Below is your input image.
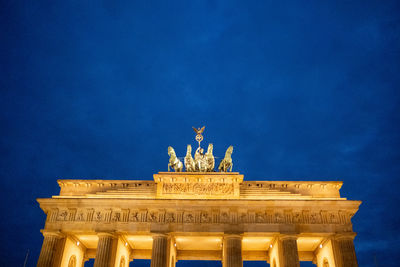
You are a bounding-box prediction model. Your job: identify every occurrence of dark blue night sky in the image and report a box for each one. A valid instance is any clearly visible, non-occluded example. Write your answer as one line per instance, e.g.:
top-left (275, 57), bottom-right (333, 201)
top-left (1, 1), bottom-right (399, 266)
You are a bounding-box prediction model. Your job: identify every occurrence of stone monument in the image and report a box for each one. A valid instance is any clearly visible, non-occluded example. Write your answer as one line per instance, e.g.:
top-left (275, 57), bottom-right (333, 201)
top-left (36, 128), bottom-right (361, 267)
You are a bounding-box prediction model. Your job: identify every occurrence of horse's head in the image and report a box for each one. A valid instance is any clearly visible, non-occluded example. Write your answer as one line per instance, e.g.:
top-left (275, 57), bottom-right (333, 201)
top-left (186, 144), bottom-right (192, 154)
top-left (168, 146), bottom-right (174, 156)
top-left (207, 143), bottom-right (213, 154)
top-left (225, 146), bottom-right (233, 157)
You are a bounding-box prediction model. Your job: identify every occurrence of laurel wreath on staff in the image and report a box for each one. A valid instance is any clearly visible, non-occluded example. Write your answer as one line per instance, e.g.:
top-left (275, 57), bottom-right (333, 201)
top-left (192, 126), bottom-right (205, 148)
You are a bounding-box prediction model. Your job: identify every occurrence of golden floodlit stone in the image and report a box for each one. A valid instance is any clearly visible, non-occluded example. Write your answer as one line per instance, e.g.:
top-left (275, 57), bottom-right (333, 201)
top-left (37, 172), bottom-right (361, 267)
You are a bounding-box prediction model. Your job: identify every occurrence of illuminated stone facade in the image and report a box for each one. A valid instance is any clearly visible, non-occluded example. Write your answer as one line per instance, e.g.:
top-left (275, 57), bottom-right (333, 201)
top-left (37, 172), bottom-right (361, 267)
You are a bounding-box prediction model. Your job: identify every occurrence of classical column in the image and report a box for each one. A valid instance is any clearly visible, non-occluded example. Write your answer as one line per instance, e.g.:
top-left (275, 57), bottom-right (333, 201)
top-left (269, 235), bottom-right (300, 267)
top-left (94, 232), bottom-right (118, 267)
top-left (332, 235), bottom-right (358, 267)
top-left (223, 234), bottom-right (243, 267)
top-left (280, 236), bottom-right (300, 267)
top-left (151, 234), bottom-right (170, 267)
top-left (37, 231), bottom-right (65, 267)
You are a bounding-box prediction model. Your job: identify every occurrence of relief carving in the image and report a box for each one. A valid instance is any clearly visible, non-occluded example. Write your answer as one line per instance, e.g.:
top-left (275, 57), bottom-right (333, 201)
top-left (220, 212), bottom-right (230, 223)
top-left (275, 212), bottom-right (284, 223)
top-left (129, 211), bottom-right (140, 222)
top-left (58, 211), bottom-right (68, 221)
top-left (49, 206), bottom-right (346, 226)
top-left (255, 212), bottom-right (265, 223)
top-left (310, 213), bottom-right (321, 224)
top-left (147, 211), bottom-right (158, 222)
top-left (95, 211), bottom-right (103, 222)
top-left (165, 212), bottom-right (175, 223)
top-left (239, 213), bottom-right (248, 223)
top-left (76, 212), bottom-right (85, 221)
top-left (112, 212), bottom-right (121, 222)
top-left (329, 213), bottom-right (338, 224)
top-left (201, 212), bottom-right (211, 223)
top-left (162, 182), bottom-right (233, 195)
top-left (184, 212), bottom-right (194, 223)
top-left (292, 212), bottom-right (302, 224)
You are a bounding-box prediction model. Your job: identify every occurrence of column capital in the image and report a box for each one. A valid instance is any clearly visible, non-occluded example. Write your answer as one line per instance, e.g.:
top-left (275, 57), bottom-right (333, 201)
top-left (40, 230), bottom-right (64, 238)
top-left (279, 234), bottom-right (298, 241)
top-left (97, 232), bottom-right (117, 238)
top-left (224, 233), bottom-right (243, 240)
top-left (151, 232), bottom-right (169, 239)
top-left (333, 233), bottom-right (357, 241)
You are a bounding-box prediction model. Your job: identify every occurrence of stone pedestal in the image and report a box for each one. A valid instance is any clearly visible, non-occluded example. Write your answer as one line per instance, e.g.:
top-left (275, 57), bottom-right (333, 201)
top-left (94, 233), bottom-right (117, 267)
top-left (37, 231), bottom-right (65, 267)
top-left (223, 235), bottom-right (243, 267)
top-left (151, 234), bottom-right (170, 267)
top-left (333, 236), bottom-right (358, 267)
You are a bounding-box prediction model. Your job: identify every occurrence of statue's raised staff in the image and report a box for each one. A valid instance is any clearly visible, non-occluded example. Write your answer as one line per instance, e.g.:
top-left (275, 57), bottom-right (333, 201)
top-left (168, 146), bottom-right (183, 172)
top-left (218, 146), bottom-right (233, 172)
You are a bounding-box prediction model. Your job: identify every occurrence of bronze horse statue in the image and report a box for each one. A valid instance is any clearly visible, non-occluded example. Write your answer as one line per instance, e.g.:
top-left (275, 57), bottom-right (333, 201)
top-left (218, 146), bottom-right (233, 172)
top-left (184, 144), bottom-right (196, 172)
top-left (168, 146), bottom-right (183, 172)
top-left (205, 143), bottom-right (215, 172)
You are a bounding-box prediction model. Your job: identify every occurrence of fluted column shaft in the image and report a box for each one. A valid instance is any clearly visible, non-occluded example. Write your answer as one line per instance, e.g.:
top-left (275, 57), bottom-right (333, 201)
top-left (223, 235), bottom-right (243, 267)
top-left (333, 236), bottom-right (358, 267)
top-left (151, 234), bottom-right (169, 267)
top-left (279, 236), bottom-right (300, 267)
top-left (37, 232), bottom-right (64, 267)
top-left (94, 233), bottom-right (117, 267)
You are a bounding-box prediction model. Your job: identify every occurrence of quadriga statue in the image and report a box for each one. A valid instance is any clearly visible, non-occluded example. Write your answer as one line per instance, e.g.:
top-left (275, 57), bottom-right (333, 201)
top-left (194, 147), bottom-right (207, 172)
top-left (184, 144), bottom-right (196, 172)
top-left (167, 146), bottom-right (183, 172)
top-left (218, 146), bottom-right (233, 172)
top-left (205, 143), bottom-right (215, 172)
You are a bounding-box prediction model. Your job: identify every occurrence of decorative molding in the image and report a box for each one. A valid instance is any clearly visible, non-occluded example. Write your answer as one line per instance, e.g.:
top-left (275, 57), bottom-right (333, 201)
top-left (50, 208), bottom-right (353, 226)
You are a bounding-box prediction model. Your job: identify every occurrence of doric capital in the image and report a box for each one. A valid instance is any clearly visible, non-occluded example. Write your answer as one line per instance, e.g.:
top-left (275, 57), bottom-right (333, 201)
top-left (224, 233), bottom-right (243, 240)
top-left (40, 230), bottom-right (64, 238)
top-left (333, 233), bottom-right (356, 241)
top-left (279, 234), bottom-right (298, 241)
top-left (97, 232), bottom-right (116, 238)
top-left (151, 232), bottom-right (169, 239)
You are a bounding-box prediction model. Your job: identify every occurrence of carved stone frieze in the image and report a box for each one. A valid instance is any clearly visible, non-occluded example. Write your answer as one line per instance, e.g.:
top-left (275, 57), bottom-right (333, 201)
top-left (162, 182), bottom-right (234, 195)
top-left (129, 211), bottom-right (140, 222)
top-left (183, 212), bottom-right (194, 223)
top-left (165, 212), bottom-right (175, 223)
top-left (50, 207), bottom-right (352, 227)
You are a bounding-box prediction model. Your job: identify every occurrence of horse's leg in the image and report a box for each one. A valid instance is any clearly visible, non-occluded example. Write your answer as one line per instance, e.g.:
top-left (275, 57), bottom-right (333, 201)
top-left (230, 163), bottom-right (233, 172)
top-left (168, 163), bottom-right (171, 172)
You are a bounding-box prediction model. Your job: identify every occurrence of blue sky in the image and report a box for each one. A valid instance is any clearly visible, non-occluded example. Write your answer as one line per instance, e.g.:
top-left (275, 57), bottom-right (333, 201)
top-left (1, 1), bottom-right (399, 266)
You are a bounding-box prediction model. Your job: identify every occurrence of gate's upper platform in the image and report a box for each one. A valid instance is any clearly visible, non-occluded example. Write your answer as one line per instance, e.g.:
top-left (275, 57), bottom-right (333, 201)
top-left (55, 172), bottom-right (344, 200)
